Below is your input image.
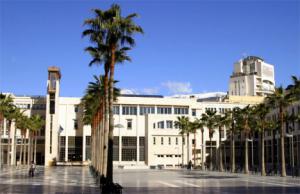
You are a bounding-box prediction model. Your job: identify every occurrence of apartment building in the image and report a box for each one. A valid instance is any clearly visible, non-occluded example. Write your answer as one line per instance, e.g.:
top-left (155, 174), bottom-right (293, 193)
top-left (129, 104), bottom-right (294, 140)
top-left (229, 56), bottom-right (275, 96)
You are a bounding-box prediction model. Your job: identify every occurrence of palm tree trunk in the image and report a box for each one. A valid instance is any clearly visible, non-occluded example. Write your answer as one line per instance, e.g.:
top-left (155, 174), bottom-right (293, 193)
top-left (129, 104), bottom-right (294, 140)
top-left (107, 45), bottom-right (116, 183)
top-left (34, 133), bottom-right (37, 164)
top-left (102, 66), bottom-right (109, 179)
top-left (13, 122), bottom-right (17, 166)
top-left (219, 127), bottom-right (224, 172)
top-left (187, 133), bottom-right (190, 165)
top-left (210, 136), bottom-right (213, 171)
top-left (193, 130), bottom-right (196, 167)
top-left (261, 129), bottom-right (266, 176)
top-left (201, 129), bottom-right (204, 170)
top-left (280, 108), bottom-right (286, 177)
top-left (231, 129), bottom-right (235, 173)
top-left (272, 129), bottom-right (276, 173)
top-left (20, 135), bottom-right (23, 165)
top-left (244, 132), bottom-right (249, 174)
top-left (0, 117), bottom-right (3, 168)
top-left (182, 134), bottom-right (184, 167)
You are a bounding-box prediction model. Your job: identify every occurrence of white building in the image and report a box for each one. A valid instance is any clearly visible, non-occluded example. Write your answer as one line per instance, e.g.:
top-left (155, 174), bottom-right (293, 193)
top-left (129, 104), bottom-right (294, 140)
top-left (229, 56), bottom-right (275, 97)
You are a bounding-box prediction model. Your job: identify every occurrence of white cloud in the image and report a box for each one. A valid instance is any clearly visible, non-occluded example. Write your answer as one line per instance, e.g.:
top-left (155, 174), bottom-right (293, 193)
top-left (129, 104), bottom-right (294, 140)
top-left (162, 81), bottom-right (192, 94)
top-left (120, 88), bottom-right (139, 95)
top-left (142, 88), bottom-right (159, 95)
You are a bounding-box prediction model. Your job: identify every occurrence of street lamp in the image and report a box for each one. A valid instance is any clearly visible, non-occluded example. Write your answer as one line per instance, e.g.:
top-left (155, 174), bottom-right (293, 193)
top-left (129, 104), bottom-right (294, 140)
top-left (114, 123), bottom-right (124, 165)
top-left (285, 133), bottom-right (294, 177)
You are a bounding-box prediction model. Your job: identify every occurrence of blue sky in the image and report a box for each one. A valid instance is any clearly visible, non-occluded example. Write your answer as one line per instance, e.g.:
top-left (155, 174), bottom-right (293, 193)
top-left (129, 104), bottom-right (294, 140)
top-left (0, 0), bottom-right (299, 97)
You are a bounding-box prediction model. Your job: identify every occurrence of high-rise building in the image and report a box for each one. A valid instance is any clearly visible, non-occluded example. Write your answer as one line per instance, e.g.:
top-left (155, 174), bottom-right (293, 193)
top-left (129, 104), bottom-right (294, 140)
top-left (229, 56), bottom-right (275, 96)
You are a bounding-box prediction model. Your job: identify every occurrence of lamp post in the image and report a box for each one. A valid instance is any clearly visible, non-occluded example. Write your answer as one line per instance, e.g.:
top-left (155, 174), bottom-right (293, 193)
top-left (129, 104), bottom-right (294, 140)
top-left (114, 124), bottom-right (124, 165)
top-left (286, 133), bottom-right (294, 177)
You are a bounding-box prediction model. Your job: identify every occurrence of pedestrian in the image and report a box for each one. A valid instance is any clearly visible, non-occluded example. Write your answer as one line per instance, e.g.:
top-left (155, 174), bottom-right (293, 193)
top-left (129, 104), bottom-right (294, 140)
top-left (188, 160), bottom-right (192, 170)
top-left (29, 161), bottom-right (36, 177)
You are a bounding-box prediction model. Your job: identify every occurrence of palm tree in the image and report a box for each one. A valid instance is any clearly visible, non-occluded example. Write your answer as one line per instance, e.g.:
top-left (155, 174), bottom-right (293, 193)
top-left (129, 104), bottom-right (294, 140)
top-left (29, 115), bottom-right (44, 164)
top-left (201, 109), bottom-right (218, 171)
top-left (81, 75), bottom-right (120, 178)
top-left (15, 115), bottom-right (26, 165)
top-left (229, 107), bottom-right (240, 173)
top-left (238, 105), bottom-right (254, 174)
top-left (193, 118), bottom-right (205, 170)
top-left (83, 5), bottom-right (141, 182)
top-left (266, 86), bottom-right (294, 177)
top-left (0, 94), bottom-right (14, 167)
top-left (191, 119), bottom-right (204, 168)
top-left (252, 103), bottom-right (273, 176)
top-left (175, 116), bottom-right (190, 167)
top-left (215, 112), bottom-right (231, 172)
top-left (286, 76), bottom-right (300, 101)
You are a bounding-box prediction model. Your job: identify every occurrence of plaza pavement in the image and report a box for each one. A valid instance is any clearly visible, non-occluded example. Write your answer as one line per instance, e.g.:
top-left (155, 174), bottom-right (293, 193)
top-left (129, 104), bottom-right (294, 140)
top-left (0, 166), bottom-right (299, 194)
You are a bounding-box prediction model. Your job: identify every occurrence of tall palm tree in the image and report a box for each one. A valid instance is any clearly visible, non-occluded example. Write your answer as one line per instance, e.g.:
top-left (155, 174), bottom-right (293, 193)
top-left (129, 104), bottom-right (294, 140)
top-left (215, 112), bottom-right (231, 172)
top-left (266, 86), bottom-right (294, 177)
top-left (0, 94), bottom-right (14, 167)
top-left (238, 105), bottom-right (254, 174)
top-left (228, 107), bottom-right (241, 173)
top-left (193, 118), bottom-right (205, 170)
top-left (201, 109), bottom-right (218, 171)
top-left (83, 5), bottom-right (141, 182)
top-left (175, 116), bottom-right (191, 166)
top-left (252, 103), bottom-right (272, 176)
top-left (29, 115), bottom-right (44, 164)
top-left (191, 119), bottom-right (204, 168)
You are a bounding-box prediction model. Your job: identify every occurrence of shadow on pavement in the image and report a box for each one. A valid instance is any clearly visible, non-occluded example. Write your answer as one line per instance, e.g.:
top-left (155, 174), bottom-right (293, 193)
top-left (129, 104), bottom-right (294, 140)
top-left (123, 186), bottom-right (300, 194)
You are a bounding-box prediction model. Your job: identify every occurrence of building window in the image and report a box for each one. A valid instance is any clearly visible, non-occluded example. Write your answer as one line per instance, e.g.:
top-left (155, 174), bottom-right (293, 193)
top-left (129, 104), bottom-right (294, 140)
top-left (122, 137), bottom-right (137, 161)
top-left (158, 121), bottom-right (164, 129)
top-left (153, 123), bottom-right (156, 129)
top-left (122, 106), bottom-right (137, 115)
top-left (140, 106), bottom-right (155, 115)
top-left (74, 105), bottom-right (79, 113)
top-left (192, 139), bottom-right (195, 145)
top-left (127, 119), bottom-right (132, 130)
top-left (153, 137), bottom-right (156, 145)
top-left (192, 109), bottom-right (196, 116)
top-left (113, 106), bottom-right (120, 115)
top-left (139, 137), bottom-right (145, 161)
top-left (166, 120), bottom-right (173, 129)
top-left (183, 137), bottom-right (185, 145)
top-left (168, 137), bottom-right (171, 145)
top-left (174, 107), bottom-right (189, 115)
top-left (74, 119), bottom-right (78, 130)
top-left (113, 136), bottom-right (119, 161)
top-left (161, 137), bottom-right (164, 145)
top-left (176, 137), bottom-right (178, 145)
top-left (157, 107), bottom-right (172, 114)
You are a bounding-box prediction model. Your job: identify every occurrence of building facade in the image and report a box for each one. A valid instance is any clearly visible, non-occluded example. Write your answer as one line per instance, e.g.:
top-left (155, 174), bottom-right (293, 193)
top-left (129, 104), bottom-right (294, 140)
top-left (229, 56), bottom-right (275, 96)
top-left (1, 65), bottom-right (299, 172)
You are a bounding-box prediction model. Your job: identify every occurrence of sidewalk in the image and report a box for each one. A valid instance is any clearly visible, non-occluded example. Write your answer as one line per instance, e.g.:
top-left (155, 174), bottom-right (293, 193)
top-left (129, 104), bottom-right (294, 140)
top-left (0, 165), bottom-right (29, 176)
top-left (192, 169), bottom-right (300, 184)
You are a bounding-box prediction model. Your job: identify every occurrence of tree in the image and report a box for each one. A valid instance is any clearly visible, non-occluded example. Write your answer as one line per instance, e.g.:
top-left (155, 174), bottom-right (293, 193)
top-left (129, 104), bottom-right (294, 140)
top-left (175, 116), bottom-right (191, 166)
top-left (229, 107), bottom-right (241, 173)
top-left (215, 112), bottom-right (231, 172)
top-left (0, 94), bottom-right (14, 167)
top-left (193, 118), bottom-right (205, 170)
top-left (266, 86), bottom-right (294, 177)
top-left (238, 105), bottom-right (254, 174)
top-left (29, 115), bottom-right (44, 164)
top-left (83, 5), bottom-right (142, 183)
top-left (201, 109), bottom-right (218, 170)
top-left (191, 119), bottom-right (204, 168)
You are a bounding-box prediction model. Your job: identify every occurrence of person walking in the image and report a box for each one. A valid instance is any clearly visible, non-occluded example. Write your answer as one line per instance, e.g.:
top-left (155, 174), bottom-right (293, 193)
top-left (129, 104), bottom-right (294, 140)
top-left (29, 161), bottom-right (36, 177)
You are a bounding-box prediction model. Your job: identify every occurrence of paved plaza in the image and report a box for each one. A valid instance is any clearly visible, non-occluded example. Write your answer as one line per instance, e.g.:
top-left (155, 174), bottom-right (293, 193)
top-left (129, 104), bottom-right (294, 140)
top-left (0, 167), bottom-right (300, 194)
